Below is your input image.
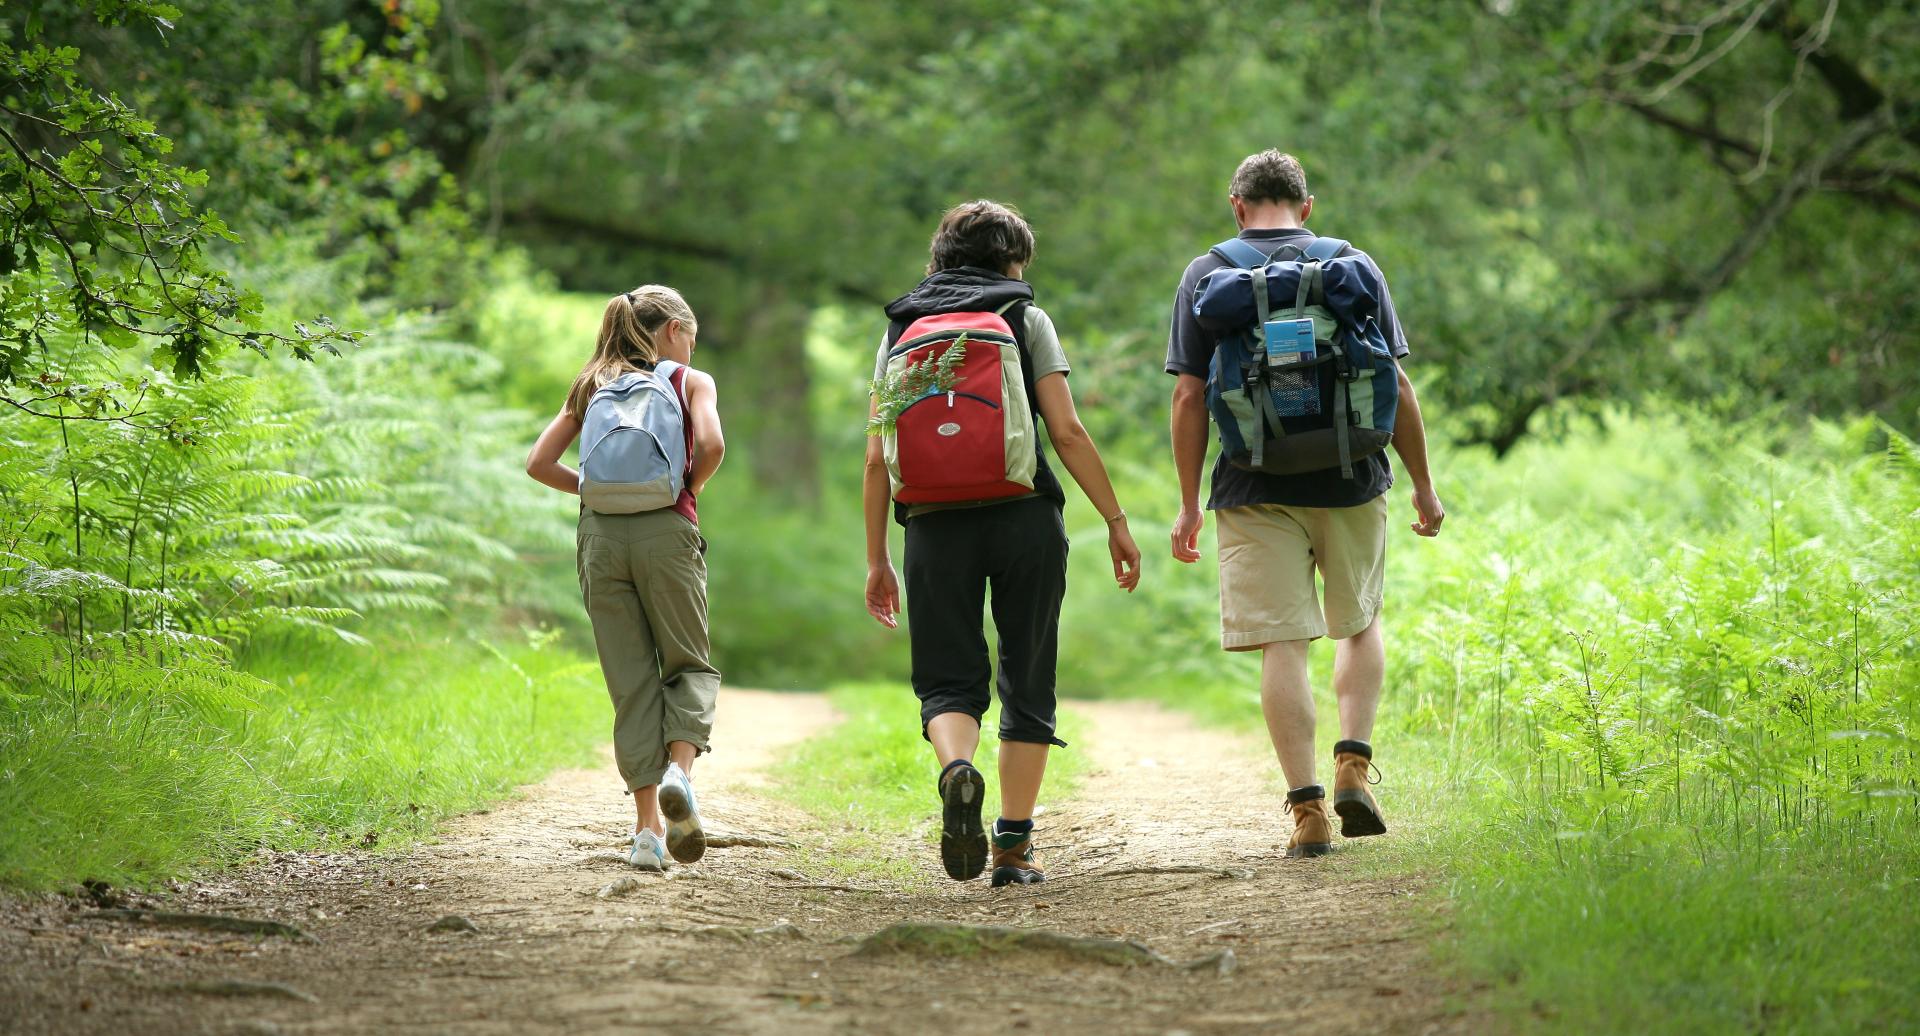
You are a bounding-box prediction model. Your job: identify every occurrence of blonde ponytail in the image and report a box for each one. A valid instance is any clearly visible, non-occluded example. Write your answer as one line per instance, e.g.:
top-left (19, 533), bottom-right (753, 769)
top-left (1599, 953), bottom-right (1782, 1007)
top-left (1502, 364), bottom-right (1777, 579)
top-left (565, 285), bottom-right (698, 420)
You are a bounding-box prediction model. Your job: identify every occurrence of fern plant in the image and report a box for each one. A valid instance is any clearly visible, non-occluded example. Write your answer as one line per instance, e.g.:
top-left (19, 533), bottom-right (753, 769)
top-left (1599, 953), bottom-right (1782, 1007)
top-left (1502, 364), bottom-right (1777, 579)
top-left (866, 336), bottom-right (968, 436)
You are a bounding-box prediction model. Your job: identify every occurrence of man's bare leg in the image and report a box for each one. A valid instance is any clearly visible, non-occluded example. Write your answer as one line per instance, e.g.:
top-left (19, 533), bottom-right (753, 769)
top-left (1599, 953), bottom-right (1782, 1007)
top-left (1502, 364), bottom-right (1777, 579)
top-left (1333, 616), bottom-right (1385, 742)
top-left (1260, 639), bottom-right (1318, 789)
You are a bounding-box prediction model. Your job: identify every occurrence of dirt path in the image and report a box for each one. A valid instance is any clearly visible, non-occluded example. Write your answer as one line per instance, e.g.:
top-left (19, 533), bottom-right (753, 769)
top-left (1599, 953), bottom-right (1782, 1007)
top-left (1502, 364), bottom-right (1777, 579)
top-left (1, 690), bottom-right (1476, 1035)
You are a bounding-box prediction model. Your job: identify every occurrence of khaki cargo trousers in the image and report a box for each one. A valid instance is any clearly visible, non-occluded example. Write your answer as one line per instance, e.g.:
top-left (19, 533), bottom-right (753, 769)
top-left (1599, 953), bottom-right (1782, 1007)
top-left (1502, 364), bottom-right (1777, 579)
top-left (577, 508), bottom-right (719, 791)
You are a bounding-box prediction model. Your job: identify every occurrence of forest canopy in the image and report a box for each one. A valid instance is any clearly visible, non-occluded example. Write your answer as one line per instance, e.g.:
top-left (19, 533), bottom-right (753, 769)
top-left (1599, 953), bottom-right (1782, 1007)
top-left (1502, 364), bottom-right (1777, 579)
top-left (5, 0), bottom-right (1915, 493)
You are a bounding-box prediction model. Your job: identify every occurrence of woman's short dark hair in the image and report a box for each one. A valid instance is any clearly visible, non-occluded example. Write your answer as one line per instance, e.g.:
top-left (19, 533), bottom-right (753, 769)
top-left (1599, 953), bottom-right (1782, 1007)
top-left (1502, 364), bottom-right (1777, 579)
top-left (927, 200), bottom-right (1036, 274)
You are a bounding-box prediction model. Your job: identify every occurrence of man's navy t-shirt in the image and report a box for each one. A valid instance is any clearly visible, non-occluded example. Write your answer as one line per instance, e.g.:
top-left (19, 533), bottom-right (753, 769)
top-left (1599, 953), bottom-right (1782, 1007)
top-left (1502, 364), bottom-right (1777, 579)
top-left (1164, 227), bottom-right (1411, 510)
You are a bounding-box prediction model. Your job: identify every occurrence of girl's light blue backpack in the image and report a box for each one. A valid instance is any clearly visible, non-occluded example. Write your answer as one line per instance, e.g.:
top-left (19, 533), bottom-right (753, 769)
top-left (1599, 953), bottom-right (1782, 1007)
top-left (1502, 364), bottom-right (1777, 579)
top-left (578, 360), bottom-right (688, 514)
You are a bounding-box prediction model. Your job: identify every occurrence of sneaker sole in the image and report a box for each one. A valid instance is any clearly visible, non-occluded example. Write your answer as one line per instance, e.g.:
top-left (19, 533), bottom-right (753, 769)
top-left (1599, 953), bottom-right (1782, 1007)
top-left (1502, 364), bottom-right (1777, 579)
top-left (990, 866), bottom-right (1044, 888)
top-left (1285, 842), bottom-right (1333, 859)
top-left (658, 784), bottom-right (706, 864)
top-left (939, 765), bottom-right (987, 881)
top-left (1333, 789), bottom-right (1388, 838)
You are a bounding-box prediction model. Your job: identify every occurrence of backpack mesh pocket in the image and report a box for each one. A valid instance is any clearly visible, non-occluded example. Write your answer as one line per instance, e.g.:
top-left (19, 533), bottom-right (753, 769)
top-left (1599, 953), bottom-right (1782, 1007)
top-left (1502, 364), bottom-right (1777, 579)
top-left (1268, 363), bottom-right (1320, 417)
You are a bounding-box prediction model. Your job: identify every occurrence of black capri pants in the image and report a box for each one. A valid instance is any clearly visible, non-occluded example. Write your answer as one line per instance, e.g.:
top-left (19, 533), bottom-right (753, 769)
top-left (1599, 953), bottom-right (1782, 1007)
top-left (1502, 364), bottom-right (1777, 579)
top-left (902, 495), bottom-right (1069, 747)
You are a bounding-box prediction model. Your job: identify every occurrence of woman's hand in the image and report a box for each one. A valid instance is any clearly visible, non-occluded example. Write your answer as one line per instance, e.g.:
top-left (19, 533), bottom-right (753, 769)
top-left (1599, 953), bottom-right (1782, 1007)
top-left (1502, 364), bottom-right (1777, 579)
top-left (865, 563), bottom-right (901, 628)
top-left (1109, 519), bottom-right (1142, 593)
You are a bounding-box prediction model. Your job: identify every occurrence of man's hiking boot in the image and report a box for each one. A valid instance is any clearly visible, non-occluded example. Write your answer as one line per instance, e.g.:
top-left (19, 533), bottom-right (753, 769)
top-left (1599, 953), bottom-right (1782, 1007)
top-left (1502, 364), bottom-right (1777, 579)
top-left (658, 762), bottom-right (706, 864)
top-left (990, 828), bottom-right (1045, 887)
top-left (1285, 786), bottom-right (1334, 859)
top-left (1332, 740), bottom-right (1387, 838)
top-left (938, 760), bottom-right (987, 881)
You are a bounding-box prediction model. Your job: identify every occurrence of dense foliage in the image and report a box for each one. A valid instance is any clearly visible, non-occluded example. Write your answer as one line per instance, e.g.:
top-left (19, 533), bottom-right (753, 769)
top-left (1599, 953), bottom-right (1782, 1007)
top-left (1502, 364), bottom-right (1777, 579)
top-left (0, 1), bottom-right (589, 886)
top-left (432, 0), bottom-right (1920, 467)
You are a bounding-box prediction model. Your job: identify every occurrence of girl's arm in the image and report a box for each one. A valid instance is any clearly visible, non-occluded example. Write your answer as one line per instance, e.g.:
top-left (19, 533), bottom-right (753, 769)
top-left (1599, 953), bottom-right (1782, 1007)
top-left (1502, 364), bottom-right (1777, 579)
top-left (1031, 373), bottom-right (1142, 592)
top-left (862, 399), bottom-right (901, 628)
top-left (526, 408), bottom-right (583, 494)
top-left (684, 369), bottom-right (726, 495)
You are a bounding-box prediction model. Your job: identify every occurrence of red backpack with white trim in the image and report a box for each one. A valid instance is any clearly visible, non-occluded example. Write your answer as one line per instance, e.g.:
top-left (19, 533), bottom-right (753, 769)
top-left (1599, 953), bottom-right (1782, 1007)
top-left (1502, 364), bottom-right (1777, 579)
top-left (876, 302), bottom-right (1039, 505)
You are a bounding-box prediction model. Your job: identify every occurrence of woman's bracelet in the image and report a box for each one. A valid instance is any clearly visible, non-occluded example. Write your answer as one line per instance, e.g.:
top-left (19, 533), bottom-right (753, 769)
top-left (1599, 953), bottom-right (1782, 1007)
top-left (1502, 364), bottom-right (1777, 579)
top-left (1104, 509), bottom-right (1127, 524)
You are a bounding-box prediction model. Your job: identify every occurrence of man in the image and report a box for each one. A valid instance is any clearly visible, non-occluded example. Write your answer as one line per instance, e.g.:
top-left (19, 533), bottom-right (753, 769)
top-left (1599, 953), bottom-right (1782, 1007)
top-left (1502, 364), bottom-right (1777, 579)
top-left (1166, 150), bottom-right (1444, 858)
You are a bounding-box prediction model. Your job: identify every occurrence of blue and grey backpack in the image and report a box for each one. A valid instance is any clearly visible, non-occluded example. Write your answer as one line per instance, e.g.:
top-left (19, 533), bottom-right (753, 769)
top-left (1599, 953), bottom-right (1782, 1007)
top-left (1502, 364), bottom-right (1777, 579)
top-left (1192, 236), bottom-right (1399, 480)
top-left (578, 360), bottom-right (688, 513)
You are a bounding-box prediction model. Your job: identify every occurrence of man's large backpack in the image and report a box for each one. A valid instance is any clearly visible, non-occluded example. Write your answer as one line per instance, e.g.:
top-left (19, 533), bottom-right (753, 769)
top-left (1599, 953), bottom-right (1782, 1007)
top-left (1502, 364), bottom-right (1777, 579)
top-left (878, 302), bottom-right (1039, 504)
top-left (1195, 236), bottom-right (1399, 480)
top-left (578, 360), bottom-right (689, 513)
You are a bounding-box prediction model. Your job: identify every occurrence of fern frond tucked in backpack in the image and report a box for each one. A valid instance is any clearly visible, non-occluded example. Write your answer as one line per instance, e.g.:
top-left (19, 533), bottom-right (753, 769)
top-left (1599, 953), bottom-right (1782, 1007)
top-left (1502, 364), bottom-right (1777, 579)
top-left (867, 335), bottom-right (968, 436)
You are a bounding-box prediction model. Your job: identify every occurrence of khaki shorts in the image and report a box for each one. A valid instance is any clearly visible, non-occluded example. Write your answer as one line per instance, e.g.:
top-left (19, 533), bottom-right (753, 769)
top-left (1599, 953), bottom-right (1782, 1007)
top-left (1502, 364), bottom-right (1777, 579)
top-left (1216, 495), bottom-right (1388, 650)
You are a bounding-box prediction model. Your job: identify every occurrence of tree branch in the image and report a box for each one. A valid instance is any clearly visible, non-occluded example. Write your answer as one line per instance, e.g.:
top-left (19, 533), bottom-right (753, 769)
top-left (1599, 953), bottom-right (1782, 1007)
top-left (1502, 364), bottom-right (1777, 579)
top-left (504, 204), bottom-right (888, 307)
top-left (1501, 105), bottom-right (1898, 452)
top-left (1612, 96), bottom-right (1920, 197)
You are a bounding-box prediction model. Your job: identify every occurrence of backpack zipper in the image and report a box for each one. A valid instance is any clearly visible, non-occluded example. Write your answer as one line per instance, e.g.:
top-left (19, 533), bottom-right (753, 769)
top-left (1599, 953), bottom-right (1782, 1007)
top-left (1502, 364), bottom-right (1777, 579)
top-left (898, 390), bottom-right (999, 416)
top-left (888, 327), bottom-right (1015, 360)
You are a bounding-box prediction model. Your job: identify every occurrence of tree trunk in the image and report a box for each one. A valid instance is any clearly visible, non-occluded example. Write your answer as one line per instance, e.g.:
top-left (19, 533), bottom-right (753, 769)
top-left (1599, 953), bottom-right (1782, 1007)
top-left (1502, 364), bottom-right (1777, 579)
top-left (702, 280), bottom-right (820, 504)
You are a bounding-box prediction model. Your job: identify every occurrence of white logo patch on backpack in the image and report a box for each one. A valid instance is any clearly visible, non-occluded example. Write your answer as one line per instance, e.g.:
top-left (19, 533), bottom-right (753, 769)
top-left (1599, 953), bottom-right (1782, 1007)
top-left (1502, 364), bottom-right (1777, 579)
top-left (578, 359), bottom-right (688, 514)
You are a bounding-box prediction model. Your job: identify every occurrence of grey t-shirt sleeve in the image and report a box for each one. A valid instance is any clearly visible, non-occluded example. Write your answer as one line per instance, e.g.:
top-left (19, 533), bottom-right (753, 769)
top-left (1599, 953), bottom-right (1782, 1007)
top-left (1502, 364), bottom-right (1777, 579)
top-left (873, 330), bottom-right (889, 385)
top-left (1022, 305), bottom-right (1071, 379)
top-left (1164, 257), bottom-right (1212, 378)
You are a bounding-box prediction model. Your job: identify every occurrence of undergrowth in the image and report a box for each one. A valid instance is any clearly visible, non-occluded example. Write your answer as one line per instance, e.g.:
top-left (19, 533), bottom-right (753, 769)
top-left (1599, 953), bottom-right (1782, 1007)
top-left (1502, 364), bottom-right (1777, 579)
top-left (1057, 411), bottom-right (1920, 1034)
top-left (0, 625), bottom-right (603, 890)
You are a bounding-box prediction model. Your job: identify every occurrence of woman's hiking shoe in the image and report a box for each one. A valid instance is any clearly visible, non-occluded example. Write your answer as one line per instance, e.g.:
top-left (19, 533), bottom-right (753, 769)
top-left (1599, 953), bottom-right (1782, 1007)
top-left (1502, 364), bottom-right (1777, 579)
top-left (630, 828), bottom-right (669, 871)
top-left (1285, 786), bottom-right (1334, 859)
top-left (937, 760), bottom-right (988, 881)
top-left (1332, 740), bottom-right (1387, 838)
top-left (658, 762), bottom-right (706, 864)
top-left (989, 829), bottom-right (1045, 887)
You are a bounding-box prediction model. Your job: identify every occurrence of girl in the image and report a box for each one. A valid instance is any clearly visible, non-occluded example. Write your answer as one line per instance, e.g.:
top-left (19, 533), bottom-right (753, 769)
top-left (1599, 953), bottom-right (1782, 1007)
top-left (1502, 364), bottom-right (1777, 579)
top-left (526, 285), bottom-right (725, 871)
top-left (862, 200), bottom-right (1142, 887)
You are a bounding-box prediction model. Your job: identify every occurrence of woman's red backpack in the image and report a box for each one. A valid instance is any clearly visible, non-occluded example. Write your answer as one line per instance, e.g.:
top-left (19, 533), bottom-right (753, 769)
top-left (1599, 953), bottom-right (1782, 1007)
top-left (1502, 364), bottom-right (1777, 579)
top-left (876, 302), bottom-right (1038, 504)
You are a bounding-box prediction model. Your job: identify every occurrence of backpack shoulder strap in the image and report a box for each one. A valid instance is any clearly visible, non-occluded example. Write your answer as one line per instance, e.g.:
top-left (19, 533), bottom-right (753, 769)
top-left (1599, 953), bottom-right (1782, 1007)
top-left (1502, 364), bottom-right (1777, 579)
top-left (1303, 236), bottom-right (1347, 263)
top-left (1000, 299), bottom-right (1044, 411)
top-left (1209, 237), bottom-right (1274, 270)
top-left (650, 359), bottom-right (687, 416)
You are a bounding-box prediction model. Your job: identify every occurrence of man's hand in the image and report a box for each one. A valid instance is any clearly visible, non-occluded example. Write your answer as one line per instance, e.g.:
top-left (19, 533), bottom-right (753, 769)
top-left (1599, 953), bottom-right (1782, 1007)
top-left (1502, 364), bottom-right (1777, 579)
top-left (1171, 506), bottom-right (1205, 563)
top-left (865, 563), bottom-right (901, 628)
top-left (1411, 485), bottom-right (1445, 537)
top-left (1109, 520), bottom-right (1142, 592)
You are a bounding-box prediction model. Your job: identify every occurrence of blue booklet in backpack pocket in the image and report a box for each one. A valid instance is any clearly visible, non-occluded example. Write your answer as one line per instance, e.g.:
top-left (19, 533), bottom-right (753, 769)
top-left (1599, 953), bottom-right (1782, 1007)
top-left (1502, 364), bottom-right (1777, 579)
top-left (1261, 318), bottom-right (1320, 417)
top-left (1263, 318), bottom-right (1316, 364)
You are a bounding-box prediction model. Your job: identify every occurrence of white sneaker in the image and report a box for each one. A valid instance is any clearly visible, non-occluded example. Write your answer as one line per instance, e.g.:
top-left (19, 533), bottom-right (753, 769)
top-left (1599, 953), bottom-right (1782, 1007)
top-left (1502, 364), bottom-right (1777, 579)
top-left (630, 828), bottom-right (669, 871)
top-left (658, 763), bottom-right (706, 864)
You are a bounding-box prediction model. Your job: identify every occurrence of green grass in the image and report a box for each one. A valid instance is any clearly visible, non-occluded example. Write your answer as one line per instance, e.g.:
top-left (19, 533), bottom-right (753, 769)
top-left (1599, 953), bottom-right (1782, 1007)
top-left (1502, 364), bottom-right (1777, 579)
top-left (1445, 836), bottom-right (1920, 1033)
top-left (772, 682), bottom-right (1085, 884)
top-left (1050, 411), bottom-right (1920, 1034)
top-left (0, 625), bottom-right (607, 891)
